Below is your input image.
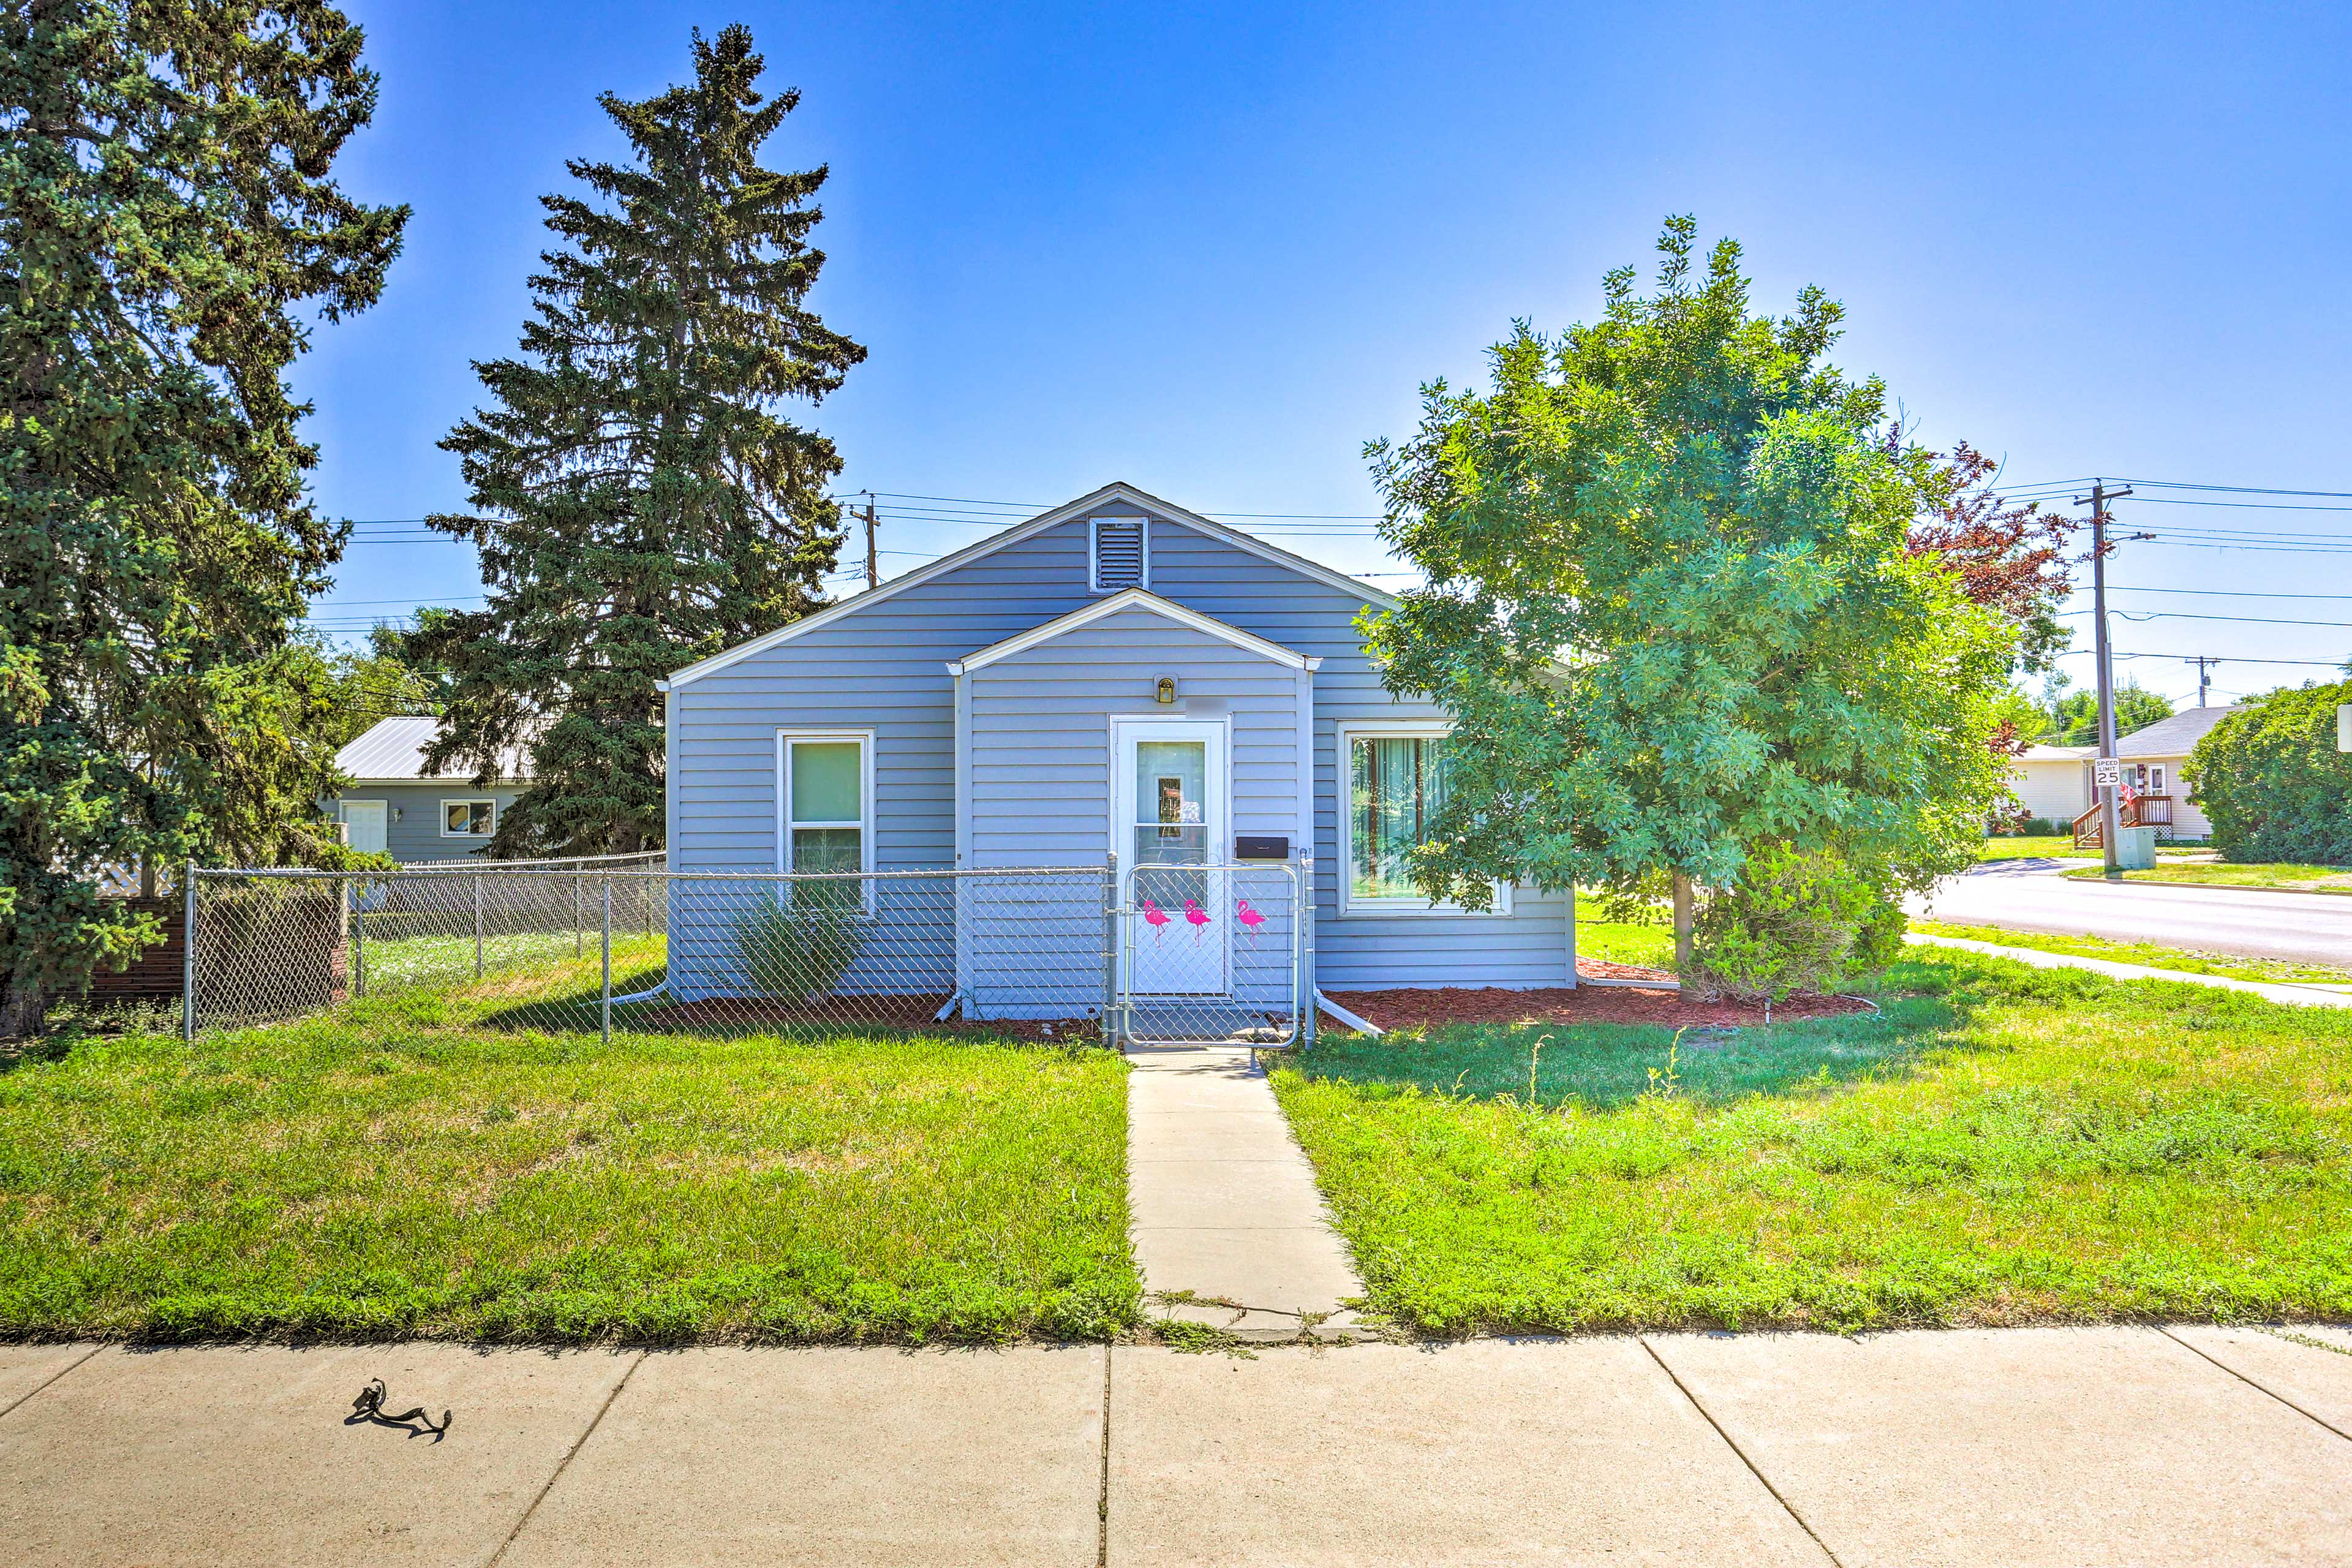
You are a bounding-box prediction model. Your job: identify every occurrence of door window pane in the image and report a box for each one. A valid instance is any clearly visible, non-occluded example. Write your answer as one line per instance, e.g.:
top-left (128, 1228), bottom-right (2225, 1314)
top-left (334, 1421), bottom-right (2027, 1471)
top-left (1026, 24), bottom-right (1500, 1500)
top-left (1133, 739), bottom-right (1208, 866)
top-left (791, 742), bottom-right (862, 823)
top-left (1349, 737), bottom-right (1444, 900)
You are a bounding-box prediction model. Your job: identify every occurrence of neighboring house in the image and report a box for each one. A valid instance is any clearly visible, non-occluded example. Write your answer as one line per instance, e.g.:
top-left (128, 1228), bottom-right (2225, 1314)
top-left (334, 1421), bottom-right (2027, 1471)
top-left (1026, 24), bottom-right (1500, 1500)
top-left (2117, 704), bottom-right (2242, 840)
top-left (2008, 743), bottom-right (2092, 824)
top-left (329, 717), bottom-right (530, 863)
top-left (658, 482), bottom-right (1575, 1016)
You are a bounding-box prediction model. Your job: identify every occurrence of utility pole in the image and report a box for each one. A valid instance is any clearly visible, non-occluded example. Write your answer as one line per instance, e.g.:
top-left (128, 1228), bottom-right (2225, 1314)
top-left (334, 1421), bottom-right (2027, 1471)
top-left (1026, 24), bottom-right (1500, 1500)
top-left (863, 493), bottom-right (879, 592)
top-left (2078, 480), bottom-right (2133, 878)
top-left (2186, 655), bottom-right (2221, 708)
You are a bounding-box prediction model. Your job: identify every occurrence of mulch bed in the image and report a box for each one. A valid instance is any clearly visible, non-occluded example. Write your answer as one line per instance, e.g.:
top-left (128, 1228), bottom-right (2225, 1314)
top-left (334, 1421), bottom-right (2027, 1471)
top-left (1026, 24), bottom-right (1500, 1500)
top-left (1321, 985), bottom-right (1875, 1032)
top-left (1576, 957), bottom-right (1678, 982)
top-left (625, 994), bottom-right (1099, 1042)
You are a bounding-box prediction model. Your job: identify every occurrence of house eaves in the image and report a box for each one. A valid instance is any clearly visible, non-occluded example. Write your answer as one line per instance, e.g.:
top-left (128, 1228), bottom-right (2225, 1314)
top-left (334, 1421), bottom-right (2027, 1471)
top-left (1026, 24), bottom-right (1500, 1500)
top-left (659, 481), bottom-right (1401, 691)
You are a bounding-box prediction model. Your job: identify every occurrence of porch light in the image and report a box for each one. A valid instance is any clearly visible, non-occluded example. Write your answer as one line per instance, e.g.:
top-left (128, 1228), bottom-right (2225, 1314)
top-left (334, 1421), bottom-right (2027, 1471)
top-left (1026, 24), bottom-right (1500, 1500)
top-left (1155, 676), bottom-right (1177, 705)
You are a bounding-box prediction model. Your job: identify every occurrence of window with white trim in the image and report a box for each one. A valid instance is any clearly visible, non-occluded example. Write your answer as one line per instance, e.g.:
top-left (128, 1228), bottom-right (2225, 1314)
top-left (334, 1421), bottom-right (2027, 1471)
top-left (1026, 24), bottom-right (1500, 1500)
top-left (778, 733), bottom-right (873, 902)
top-left (440, 799), bottom-right (495, 838)
top-left (1090, 517), bottom-right (1147, 591)
top-left (1336, 722), bottom-right (1510, 916)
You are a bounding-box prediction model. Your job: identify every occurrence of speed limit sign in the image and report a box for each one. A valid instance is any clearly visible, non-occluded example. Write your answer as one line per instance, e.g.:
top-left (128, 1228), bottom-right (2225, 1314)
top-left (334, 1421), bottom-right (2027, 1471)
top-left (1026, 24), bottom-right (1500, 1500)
top-left (2094, 758), bottom-right (2121, 788)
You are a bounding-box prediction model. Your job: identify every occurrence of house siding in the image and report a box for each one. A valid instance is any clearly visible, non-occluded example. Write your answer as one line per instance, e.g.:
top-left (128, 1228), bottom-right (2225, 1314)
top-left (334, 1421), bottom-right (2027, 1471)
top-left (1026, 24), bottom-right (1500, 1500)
top-left (962, 608), bottom-right (1306, 1016)
top-left (332, 783), bottom-right (524, 864)
top-left (667, 503), bottom-right (1571, 994)
top-left (2010, 759), bottom-right (2089, 824)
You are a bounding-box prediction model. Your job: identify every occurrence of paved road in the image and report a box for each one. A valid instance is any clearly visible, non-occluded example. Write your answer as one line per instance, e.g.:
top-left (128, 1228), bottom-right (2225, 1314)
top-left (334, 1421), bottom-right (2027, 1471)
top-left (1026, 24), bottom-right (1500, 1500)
top-left (4, 1329), bottom-right (2351, 1564)
top-left (1913, 859), bottom-right (2352, 967)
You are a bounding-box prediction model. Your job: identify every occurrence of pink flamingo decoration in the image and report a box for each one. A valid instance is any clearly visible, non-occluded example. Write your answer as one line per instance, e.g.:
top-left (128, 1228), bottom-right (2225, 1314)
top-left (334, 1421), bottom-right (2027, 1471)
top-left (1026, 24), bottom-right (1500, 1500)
top-left (1235, 898), bottom-right (1266, 940)
top-left (1183, 898), bottom-right (1212, 943)
top-left (1140, 899), bottom-right (1170, 940)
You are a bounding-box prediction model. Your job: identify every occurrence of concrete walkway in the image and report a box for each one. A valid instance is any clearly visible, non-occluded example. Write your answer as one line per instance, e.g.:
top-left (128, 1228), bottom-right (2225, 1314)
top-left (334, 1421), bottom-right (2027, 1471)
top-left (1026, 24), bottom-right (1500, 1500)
top-left (1123, 1043), bottom-right (1368, 1341)
top-left (6, 1327), bottom-right (2350, 1565)
top-left (1907, 930), bottom-right (2352, 1008)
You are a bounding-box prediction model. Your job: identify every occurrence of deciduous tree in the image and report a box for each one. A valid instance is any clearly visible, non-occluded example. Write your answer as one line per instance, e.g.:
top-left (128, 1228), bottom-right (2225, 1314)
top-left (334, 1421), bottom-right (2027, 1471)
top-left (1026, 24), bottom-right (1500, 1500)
top-left (1362, 219), bottom-right (2015, 950)
top-left (2182, 682), bottom-right (2352, 864)
top-left (1909, 440), bottom-right (2076, 676)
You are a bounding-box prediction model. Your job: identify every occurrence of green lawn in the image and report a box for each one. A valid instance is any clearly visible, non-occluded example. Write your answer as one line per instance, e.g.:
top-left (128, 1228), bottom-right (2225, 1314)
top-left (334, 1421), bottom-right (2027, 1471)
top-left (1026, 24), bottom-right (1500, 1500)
top-left (1977, 834), bottom-right (2082, 861)
top-left (1272, 949), bottom-right (2352, 1334)
top-left (1911, 919), bottom-right (2352, 987)
top-left (0, 948), bottom-right (1137, 1344)
top-left (1977, 835), bottom-right (2206, 862)
top-left (2063, 862), bottom-right (2352, 894)
top-left (1575, 894), bottom-right (1675, 970)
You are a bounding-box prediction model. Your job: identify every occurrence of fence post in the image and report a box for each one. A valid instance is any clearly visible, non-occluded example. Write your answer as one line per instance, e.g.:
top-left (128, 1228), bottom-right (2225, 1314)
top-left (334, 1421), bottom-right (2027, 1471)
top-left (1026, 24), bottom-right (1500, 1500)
top-left (573, 875), bottom-right (582, 957)
top-left (1101, 851), bottom-right (1120, 1051)
top-left (345, 878), bottom-right (363, 1000)
top-left (473, 874), bottom-right (484, 978)
top-left (1298, 852), bottom-right (1318, 1049)
top-left (181, 859), bottom-right (197, 1042)
top-left (600, 876), bottom-right (612, 1046)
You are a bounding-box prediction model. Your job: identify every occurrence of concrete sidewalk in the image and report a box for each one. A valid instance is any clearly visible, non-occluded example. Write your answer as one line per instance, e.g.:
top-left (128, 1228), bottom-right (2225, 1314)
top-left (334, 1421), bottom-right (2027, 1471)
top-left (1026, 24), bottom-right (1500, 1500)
top-left (6, 1327), bottom-right (2350, 1566)
top-left (1124, 1042), bottom-right (1368, 1341)
top-left (1906, 930), bottom-right (2352, 1008)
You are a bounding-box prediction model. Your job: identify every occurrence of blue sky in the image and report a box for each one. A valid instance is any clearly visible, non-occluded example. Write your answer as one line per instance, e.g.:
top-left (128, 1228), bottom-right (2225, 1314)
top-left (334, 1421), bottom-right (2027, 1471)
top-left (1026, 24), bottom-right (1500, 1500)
top-left (298, 0), bottom-right (2352, 708)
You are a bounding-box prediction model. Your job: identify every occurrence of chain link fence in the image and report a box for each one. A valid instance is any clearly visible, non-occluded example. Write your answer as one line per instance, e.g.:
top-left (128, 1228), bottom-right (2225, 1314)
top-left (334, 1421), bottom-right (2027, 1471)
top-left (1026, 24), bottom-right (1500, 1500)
top-left (184, 856), bottom-right (1305, 1046)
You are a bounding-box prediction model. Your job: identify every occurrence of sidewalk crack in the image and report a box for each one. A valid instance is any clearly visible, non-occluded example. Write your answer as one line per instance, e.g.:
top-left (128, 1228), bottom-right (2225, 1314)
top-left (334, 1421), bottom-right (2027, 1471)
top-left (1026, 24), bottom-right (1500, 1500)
top-left (1097, 1344), bottom-right (1113, 1568)
top-left (0, 1344), bottom-right (104, 1424)
top-left (2158, 1325), bottom-right (2352, 1444)
top-left (1639, 1337), bottom-right (1844, 1568)
top-left (485, 1350), bottom-right (646, 1567)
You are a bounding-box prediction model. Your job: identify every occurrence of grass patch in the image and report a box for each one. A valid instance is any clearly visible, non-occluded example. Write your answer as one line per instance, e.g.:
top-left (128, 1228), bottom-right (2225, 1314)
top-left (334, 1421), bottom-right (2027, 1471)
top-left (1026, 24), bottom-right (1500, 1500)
top-left (1912, 920), bottom-right (2352, 986)
top-left (2062, 862), bottom-right (2352, 894)
top-left (0, 949), bottom-right (1137, 1344)
top-left (1977, 835), bottom-right (2206, 861)
top-left (1272, 949), bottom-right (2352, 1335)
top-left (1977, 835), bottom-right (2081, 861)
top-left (1575, 894), bottom-right (1674, 970)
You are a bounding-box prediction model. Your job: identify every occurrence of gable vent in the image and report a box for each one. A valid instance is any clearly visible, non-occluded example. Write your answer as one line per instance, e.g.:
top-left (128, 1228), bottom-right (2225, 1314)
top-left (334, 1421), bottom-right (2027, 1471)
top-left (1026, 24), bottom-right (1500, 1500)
top-left (1090, 518), bottom-right (1148, 591)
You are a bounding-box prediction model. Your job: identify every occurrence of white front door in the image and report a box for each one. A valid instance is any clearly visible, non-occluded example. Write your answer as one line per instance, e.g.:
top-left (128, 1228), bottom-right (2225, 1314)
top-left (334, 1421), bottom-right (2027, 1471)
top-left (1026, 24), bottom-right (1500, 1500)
top-left (342, 800), bottom-right (389, 856)
top-left (1113, 719), bottom-right (1227, 997)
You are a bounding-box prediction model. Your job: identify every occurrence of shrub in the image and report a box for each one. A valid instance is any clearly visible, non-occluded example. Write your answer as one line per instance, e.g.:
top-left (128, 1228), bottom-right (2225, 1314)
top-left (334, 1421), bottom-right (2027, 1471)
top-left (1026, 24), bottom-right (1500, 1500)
top-left (2185, 682), bottom-right (2352, 865)
top-left (729, 890), bottom-right (867, 1005)
top-left (1685, 844), bottom-right (1892, 1003)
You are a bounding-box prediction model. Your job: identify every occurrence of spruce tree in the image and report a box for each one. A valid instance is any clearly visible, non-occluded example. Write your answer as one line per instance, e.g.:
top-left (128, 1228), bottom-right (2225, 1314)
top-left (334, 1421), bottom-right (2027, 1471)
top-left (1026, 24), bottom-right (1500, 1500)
top-left (414, 24), bottom-right (863, 856)
top-left (0, 1), bottom-right (406, 1032)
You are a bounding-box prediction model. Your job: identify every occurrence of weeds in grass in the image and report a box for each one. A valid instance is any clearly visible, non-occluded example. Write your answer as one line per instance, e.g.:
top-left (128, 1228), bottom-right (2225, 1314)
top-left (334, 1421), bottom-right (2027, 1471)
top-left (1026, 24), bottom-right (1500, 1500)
top-left (1643, 1029), bottom-right (1685, 1101)
top-left (1272, 949), bottom-right (2352, 1335)
top-left (0, 952), bottom-right (1139, 1344)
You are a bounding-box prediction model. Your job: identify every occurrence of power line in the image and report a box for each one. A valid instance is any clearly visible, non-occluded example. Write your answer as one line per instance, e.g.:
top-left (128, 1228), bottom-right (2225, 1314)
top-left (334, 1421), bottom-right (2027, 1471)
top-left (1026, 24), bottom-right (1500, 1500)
top-left (2052, 649), bottom-right (2345, 668)
top-left (2110, 585), bottom-right (2352, 601)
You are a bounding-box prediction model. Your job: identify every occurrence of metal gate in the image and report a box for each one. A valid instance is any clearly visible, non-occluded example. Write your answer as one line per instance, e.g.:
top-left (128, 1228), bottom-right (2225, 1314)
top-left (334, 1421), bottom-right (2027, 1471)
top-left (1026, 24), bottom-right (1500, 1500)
top-left (1117, 858), bottom-right (1303, 1045)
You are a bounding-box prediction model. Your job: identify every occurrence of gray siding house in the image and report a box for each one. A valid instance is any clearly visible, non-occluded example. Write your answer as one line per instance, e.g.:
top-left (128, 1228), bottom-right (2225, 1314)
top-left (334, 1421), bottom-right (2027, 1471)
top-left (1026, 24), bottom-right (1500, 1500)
top-left (330, 717), bottom-right (528, 864)
top-left (659, 483), bottom-right (1574, 1017)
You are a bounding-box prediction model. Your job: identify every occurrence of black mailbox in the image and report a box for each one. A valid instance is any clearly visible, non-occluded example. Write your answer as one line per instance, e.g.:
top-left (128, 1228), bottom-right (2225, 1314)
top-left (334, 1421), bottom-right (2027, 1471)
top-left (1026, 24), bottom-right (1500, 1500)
top-left (1232, 834), bottom-right (1289, 861)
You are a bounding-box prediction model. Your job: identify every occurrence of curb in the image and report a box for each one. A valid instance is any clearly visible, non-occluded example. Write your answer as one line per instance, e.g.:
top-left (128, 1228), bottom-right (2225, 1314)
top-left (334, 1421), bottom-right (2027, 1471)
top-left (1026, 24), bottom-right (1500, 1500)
top-left (2056, 870), bottom-right (2352, 899)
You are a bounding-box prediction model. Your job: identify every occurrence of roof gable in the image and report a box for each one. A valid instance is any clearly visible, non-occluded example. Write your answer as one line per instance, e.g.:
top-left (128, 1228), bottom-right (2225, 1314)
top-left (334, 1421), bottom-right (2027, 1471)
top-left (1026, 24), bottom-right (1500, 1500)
top-left (661, 482), bottom-right (1399, 690)
top-left (944, 589), bottom-right (1322, 675)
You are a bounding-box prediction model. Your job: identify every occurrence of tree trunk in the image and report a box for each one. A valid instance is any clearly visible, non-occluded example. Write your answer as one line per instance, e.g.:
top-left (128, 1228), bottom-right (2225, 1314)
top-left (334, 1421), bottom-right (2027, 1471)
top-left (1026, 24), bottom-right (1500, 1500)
top-left (1672, 873), bottom-right (1694, 973)
top-left (0, 968), bottom-right (49, 1041)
